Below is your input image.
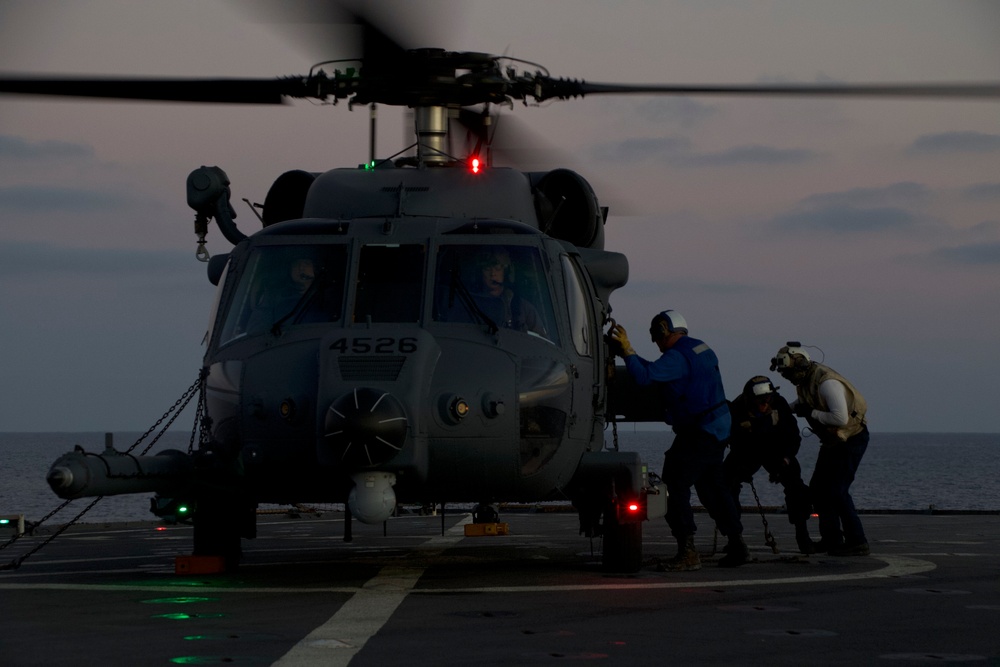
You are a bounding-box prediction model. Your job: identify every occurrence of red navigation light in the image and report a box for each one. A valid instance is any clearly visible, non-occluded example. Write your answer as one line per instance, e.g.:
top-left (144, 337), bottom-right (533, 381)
top-left (469, 156), bottom-right (482, 174)
top-left (627, 502), bottom-right (640, 513)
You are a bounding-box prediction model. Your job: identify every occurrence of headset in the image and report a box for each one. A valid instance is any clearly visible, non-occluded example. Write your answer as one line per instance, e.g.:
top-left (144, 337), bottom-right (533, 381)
top-left (649, 309), bottom-right (688, 338)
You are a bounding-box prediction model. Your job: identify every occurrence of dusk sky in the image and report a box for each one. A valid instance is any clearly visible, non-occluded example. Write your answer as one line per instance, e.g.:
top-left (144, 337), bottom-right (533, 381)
top-left (1, 0), bottom-right (998, 433)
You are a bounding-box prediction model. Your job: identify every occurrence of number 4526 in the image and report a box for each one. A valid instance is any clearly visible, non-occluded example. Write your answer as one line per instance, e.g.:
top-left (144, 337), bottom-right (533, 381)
top-left (328, 337), bottom-right (418, 354)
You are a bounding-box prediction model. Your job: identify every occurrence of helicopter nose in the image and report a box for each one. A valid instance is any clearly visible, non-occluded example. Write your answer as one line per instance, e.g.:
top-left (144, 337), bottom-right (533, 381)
top-left (320, 387), bottom-right (408, 467)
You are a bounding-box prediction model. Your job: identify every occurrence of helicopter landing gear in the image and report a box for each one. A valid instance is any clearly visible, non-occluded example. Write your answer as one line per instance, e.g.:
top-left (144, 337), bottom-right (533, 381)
top-left (601, 502), bottom-right (643, 574)
top-left (192, 494), bottom-right (255, 571)
top-left (472, 503), bottom-right (500, 523)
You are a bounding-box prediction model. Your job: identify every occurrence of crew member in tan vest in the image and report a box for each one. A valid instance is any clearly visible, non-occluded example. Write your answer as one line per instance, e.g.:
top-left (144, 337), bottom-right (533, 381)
top-left (771, 342), bottom-right (870, 556)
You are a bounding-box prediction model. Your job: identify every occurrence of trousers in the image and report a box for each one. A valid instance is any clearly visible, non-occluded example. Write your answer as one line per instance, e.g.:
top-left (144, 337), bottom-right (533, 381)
top-left (662, 429), bottom-right (743, 540)
top-left (810, 426), bottom-right (869, 547)
top-left (724, 447), bottom-right (812, 525)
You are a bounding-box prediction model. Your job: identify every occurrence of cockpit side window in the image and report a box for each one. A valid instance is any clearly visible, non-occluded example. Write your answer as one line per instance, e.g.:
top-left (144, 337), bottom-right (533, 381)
top-left (204, 258), bottom-right (230, 346)
top-left (217, 244), bottom-right (348, 345)
top-left (353, 244), bottom-right (425, 323)
top-left (433, 244), bottom-right (560, 345)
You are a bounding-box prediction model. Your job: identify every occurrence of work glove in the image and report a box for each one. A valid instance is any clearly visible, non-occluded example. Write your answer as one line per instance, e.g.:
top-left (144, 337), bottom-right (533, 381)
top-left (609, 324), bottom-right (636, 357)
top-left (793, 402), bottom-right (812, 419)
top-left (768, 457), bottom-right (791, 483)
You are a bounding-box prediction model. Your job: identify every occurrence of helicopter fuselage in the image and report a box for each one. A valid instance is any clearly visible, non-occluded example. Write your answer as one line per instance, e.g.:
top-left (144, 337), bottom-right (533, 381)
top-left (201, 166), bottom-right (631, 519)
top-left (46, 162), bottom-right (660, 572)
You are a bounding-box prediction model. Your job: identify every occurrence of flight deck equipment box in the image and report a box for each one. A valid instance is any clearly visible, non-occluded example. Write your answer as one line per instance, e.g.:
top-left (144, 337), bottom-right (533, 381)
top-left (464, 522), bottom-right (510, 537)
top-left (175, 555), bottom-right (227, 574)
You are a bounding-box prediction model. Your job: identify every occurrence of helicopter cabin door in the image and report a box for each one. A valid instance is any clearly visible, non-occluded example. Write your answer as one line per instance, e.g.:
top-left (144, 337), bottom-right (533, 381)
top-left (558, 251), bottom-right (603, 446)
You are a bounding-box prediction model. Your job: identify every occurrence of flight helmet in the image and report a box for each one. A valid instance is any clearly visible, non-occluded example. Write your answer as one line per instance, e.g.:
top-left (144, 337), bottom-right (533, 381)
top-left (769, 341), bottom-right (812, 382)
top-left (650, 309), bottom-right (688, 338)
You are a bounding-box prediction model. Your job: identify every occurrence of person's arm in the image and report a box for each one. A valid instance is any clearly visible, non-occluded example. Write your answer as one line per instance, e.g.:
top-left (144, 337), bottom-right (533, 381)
top-left (624, 350), bottom-right (685, 386)
top-left (806, 379), bottom-right (850, 426)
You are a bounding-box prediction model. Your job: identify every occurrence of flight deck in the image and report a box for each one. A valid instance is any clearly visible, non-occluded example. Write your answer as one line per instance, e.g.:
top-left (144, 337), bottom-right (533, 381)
top-left (1, 509), bottom-right (997, 666)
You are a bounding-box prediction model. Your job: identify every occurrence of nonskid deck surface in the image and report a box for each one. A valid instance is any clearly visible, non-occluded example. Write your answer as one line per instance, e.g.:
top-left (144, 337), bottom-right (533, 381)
top-left (2, 511), bottom-right (998, 666)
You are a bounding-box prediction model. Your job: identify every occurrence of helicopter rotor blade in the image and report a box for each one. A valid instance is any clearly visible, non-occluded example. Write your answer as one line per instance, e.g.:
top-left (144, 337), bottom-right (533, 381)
top-left (536, 80), bottom-right (1000, 101)
top-left (0, 75), bottom-right (310, 105)
top-left (238, 0), bottom-right (457, 68)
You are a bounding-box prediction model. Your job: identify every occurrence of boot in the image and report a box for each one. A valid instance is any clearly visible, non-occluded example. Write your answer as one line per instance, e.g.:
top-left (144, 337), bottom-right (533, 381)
top-left (830, 541), bottom-right (870, 557)
top-left (718, 535), bottom-right (750, 567)
top-left (660, 536), bottom-right (701, 571)
top-left (795, 522), bottom-right (818, 555)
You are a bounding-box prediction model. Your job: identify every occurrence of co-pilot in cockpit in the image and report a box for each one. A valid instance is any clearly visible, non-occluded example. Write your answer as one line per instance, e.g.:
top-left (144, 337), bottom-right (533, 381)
top-left (217, 245), bottom-right (348, 344)
top-left (433, 244), bottom-right (557, 342)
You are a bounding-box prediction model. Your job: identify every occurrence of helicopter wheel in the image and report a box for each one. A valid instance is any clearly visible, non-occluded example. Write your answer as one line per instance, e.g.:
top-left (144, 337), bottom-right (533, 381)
top-left (472, 503), bottom-right (500, 523)
top-left (601, 505), bottom-right (643, 574)
top-left (192, 495), bottom-right (252, 571)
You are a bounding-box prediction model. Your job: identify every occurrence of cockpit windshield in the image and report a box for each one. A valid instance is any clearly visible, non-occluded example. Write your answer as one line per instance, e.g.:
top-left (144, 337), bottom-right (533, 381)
top-left (433, 244), bottom-right (559, 345)
top-left (218, 244), bottom-right (348, 345)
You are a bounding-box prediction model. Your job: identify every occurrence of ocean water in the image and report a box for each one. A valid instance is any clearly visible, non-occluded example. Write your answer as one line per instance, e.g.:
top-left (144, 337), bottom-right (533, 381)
top-left (614, 429), bottom-right (1000, 513)
top-left (1, 431), bottom-right (998, 525)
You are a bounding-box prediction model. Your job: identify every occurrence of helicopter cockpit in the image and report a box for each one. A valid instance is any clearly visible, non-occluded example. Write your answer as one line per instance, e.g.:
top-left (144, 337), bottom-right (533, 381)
top-left (218, 244), bottom-right (349, 344)
top-left (214, 238), bottom-right (564, 343)
top-left (433, 244), bottom-right (559, 343)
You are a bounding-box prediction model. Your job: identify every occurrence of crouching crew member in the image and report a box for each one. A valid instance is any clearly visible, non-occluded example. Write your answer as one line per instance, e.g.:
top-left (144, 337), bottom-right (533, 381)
top-left (771, 343), bottom-right (870, 556)
top-left (726, 376), bottom-right (816, 554)
top-left (610, 310), bottom-right (749, 569)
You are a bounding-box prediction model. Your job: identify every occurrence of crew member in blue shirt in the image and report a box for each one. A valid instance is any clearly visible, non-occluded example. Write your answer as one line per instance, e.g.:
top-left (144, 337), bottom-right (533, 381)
top-left (610, 310), bottom-right (749, 569)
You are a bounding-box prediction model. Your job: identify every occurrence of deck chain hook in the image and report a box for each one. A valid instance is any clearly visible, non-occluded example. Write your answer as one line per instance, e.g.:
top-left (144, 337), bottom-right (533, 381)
top-left (749, 477), bottom-right (780, 554)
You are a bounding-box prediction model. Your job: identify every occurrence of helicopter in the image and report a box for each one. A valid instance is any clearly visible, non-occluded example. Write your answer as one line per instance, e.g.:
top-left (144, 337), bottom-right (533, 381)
top-left (3, 6), bottom-right (999, 574)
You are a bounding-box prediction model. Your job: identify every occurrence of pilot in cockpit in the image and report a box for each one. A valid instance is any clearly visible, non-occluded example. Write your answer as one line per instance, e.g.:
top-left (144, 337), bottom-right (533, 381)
top-left (287, 257), bottom-right (316, 296)
top-left (245, 255), bottom-right (332, 333)
top-left (461, 247), bottom-right (546, 336)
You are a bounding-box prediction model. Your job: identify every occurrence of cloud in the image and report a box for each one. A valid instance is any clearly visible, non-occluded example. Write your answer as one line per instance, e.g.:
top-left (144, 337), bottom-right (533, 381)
top-left (591, 135), bottom-right (820, 167)
top-left (801, 182), bottom-right (931, 208)
top-left (927, 241), bottom-right (1000, 265)
top-left (685, 145), bottom-right (819, 167)
top-left (591, 136), bottom-right (692, 163)
top-left (765, 182), bottom-right (948, 235)
top-left (0, 185), bottom-right (140, 212)
top-left (0, 241), bottom-right (195, 278)
top-left (631, 98), bottom-right (719, 127)
top-left (962, 182), bottom-right (1000, 201)
top-left (0, 134), bottom-right (94, 160)
top-left (771, 205), bottom-right (918, 233)
top-left (965, 220), bottom-right (1000, 237)
top-left (907, 131), bottom-right (1000, 155)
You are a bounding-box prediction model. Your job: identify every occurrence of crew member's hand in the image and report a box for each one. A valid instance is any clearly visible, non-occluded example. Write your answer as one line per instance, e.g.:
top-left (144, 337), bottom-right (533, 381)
top-left (793, 402), bottom-right (812, 419)
top-left (768, 457), bottom-right (792, 483)
top-left (609, 324), bottom-right (636, 357)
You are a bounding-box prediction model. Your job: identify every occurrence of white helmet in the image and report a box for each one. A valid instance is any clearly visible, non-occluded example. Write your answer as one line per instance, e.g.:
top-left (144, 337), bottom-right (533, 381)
top-left (770, 341), bottom-right (811, 379)
top-left (742, 375), bottom-right (777, 401)
top-left (650, 309), bottom-right (688, 336)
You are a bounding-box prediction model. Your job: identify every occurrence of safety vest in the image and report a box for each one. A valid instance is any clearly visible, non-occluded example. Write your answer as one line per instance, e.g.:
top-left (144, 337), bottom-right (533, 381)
top-left (798, 363), bottom-right (868, 442)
